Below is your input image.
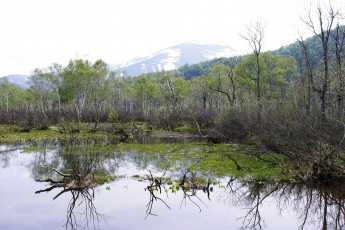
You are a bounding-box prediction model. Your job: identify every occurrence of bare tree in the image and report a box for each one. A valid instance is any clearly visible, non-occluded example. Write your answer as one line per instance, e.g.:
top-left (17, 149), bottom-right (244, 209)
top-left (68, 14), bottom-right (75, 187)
top-left (332, 23), bottom-right (345, 118)
top-left (301, 1), bottom-right (342, 120)
top-left (297, 34), bottom-right (316, 114)
top-left (241, 21), bottom-right (266, 100)
top-left (156, 71), bottom-right (179, 112)
top-left (209, 57), bottom-right (240, 107)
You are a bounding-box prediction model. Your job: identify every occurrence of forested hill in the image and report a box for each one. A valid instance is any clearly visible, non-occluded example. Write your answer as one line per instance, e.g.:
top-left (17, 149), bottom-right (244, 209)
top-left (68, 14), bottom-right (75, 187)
top-left (271, 26), bottom-right (345, 64)
top-left (169, 55), bottom-right (245, 81)
top-left (170, 25), bottom-right (345, 80)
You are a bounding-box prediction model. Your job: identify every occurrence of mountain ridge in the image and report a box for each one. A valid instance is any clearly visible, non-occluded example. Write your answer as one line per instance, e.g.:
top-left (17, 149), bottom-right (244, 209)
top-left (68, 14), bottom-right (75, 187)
top-left (111, 41), bottom-right (237, 76)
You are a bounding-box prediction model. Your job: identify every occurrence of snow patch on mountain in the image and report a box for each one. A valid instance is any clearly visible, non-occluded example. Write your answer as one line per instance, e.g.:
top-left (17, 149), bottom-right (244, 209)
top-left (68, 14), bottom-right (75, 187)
top-left (112, 41), bottom-right (237, 76)
top-left (157, 48), bottom-right (181, 71)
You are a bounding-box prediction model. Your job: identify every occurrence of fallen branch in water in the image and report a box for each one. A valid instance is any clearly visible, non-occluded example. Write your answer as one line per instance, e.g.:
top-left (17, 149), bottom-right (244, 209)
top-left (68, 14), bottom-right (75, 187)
top-left (35, 185), bottom-right (65, 194)
top-left (226, 154), bottom-right (245, 171)
top-left (0, 148), bottom-right (23, 153)
top-left (52, 168), bottom-right (73, 178)
top-left (35, 178), bottom-right (65, 184)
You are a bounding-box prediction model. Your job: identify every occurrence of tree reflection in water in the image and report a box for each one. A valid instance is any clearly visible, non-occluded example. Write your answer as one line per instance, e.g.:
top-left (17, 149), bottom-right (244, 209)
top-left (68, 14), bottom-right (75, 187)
top-left (292, 183), bottom-right (345, 230)
top-left (35, 142), bottom-right (113, 229)
top-left (29, 142), bottom-right (61, 180)
top-left (219, 179), bottom-right (345, 230)
top-left (29, 141), bottom-right (345, 229)
top-left (144, 169), bottom-right (209, 219)
top-left (144, 171), bottom-right (171, 219)
top-left (179, 184), bottom-right (208, 212)
top-left (36, 185), bottom-right (105, 229)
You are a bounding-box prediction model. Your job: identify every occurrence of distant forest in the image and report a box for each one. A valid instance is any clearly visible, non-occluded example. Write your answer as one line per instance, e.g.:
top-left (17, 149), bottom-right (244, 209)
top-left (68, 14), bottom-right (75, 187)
top-left (1, 24), bottom-right (344, 124)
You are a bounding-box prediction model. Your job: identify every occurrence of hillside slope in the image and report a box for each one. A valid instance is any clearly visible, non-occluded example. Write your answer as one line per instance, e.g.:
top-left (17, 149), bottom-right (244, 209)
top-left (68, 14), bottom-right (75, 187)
top-left (112, 41), bottom-right (237, 76)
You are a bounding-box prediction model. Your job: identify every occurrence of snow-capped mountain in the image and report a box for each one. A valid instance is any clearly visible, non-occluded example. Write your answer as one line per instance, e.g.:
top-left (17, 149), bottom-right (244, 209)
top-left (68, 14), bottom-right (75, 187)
top-left (112, 41), bottom-right (237, 76)
top-left (0, 75), bottom-right (30, 88)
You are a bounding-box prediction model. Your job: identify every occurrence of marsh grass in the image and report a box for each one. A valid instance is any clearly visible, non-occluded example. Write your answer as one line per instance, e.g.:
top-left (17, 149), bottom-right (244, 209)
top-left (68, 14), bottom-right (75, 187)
top-left (108, 142), bottom-right (295, 181)
top-left (2, 123), bottom-right (296, 182)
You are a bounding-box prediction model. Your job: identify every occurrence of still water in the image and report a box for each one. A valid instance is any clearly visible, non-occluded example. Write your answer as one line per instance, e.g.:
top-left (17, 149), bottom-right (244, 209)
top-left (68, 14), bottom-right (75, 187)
top-left (0, 143), bottom-right (344, 230)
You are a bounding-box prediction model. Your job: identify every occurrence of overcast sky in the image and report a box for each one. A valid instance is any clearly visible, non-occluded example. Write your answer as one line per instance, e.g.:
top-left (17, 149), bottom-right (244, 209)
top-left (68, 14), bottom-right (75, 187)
top-left (0, 0), bottom-right (343, 76)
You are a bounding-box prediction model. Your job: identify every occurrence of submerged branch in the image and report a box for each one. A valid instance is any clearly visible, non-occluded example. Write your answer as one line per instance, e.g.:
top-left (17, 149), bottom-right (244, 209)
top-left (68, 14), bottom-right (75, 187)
top-left (226, 155), bottom-right (245, 171)
top-left (35, 185), bottom-right (64, 194)
top-left (35, 178), bottom-right (65, 184)
top-left (52, 168), bottom-right (73, 178)
top-left (0, 148), bottom-right (23, 153)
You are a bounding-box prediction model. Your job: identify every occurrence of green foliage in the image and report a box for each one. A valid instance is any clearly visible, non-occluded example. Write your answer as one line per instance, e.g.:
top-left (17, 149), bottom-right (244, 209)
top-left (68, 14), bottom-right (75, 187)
top-left (234, 52), bottom-right (297, 100)
top-left (107, 110), bottom-right (118, 123)
top-left (110, 142), bottom-right (293, 181)
top-left (176, 56), bottom-right (243, 80)
top-left (0, 77), bottom-right (29, 110)
top-left (272, 26), bottom-right (345, 65)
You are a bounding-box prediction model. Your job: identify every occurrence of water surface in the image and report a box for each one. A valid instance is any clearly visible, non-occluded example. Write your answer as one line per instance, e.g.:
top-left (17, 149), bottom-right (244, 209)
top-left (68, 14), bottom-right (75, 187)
top-left (0, 143), bottom-right (344, 229)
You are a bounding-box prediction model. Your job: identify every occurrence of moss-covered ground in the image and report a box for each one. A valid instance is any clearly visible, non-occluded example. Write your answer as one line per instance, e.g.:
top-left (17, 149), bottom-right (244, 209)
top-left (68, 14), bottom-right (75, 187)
top-left (109, 142), bottom-right (296, 181)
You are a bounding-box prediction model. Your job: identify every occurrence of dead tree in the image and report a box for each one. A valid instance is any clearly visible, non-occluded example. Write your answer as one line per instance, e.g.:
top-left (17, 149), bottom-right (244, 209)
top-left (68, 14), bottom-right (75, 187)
top-left (297, 34), bottom-right (317, 114)
top-left (241, 21), bottom-right (266, 100)
top-left (332, 23), bottom-right (345, 118)
top-left (301, 1), bottom-right (342, 120)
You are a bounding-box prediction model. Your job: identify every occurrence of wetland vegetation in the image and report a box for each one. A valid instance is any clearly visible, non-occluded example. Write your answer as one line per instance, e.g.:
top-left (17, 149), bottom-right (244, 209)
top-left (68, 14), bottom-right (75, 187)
top-left (1, 2), bottom-right (345, 229)
top-left (1, 138), bottom-right (345, 229)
